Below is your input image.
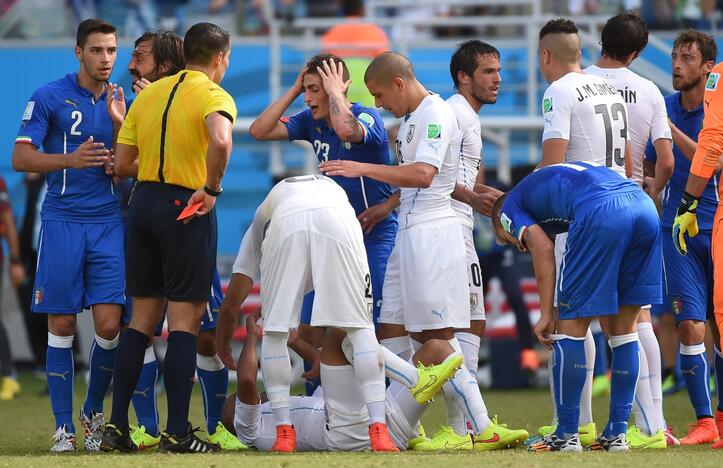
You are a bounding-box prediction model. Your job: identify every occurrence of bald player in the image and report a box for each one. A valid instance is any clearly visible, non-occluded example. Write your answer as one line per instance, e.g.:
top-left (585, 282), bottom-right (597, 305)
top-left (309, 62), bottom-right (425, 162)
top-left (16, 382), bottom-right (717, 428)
top-left (533, 19), bottom-right (634, 447)
top-left (321, 52), bottom-right (525, 444)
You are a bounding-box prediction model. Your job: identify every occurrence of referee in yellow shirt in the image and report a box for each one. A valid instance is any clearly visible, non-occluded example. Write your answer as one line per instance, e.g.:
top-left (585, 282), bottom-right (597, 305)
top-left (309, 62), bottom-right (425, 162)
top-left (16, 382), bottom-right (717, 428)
top-left (100, 22), bottom-right (236, 453)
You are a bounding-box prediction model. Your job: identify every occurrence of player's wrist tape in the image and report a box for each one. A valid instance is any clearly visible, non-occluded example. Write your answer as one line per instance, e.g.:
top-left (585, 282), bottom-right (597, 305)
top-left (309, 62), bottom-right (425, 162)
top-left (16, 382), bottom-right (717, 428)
top-left (677, 191), bottom-right (699, 215)
top-left (203, 185), bottom-right (223, 197)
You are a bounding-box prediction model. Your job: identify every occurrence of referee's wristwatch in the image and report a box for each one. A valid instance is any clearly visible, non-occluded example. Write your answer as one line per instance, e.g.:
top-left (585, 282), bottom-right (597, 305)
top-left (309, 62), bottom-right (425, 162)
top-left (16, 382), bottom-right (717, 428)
top-left (203, 185), bottom-right (223, 197)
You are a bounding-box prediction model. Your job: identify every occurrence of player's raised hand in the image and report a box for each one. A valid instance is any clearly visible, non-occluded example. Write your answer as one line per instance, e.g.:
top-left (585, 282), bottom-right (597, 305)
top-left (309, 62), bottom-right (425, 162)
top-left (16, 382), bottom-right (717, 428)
top-left (534, 313), bottom-right (555, 349)
top-left (67, 136), bottom-right (109, 169)
top-left (132, 77), bottom-right (151, 95)
top-left (293, 66), bottom-right (308, 96)
top-left (316, 59), bottom-right (350, 97)
top-left (319, 160), bottom-right (367, 178)
top-left (106, 83), bottom-right (126, 125)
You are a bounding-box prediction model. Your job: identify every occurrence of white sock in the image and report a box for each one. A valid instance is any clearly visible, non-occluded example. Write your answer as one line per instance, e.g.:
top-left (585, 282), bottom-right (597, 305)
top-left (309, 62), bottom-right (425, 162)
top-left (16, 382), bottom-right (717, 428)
top-left (380, 346), bottom-right (418, 388)
top-left (443, 366), bottom-right (490, 435)
top-left (143, 345), bottom-right (156, 364)
top-left (346, 328), bottom-right (386, 424)
top-left (633, 337), bottom-right (657, 435)
top-left (260, 331), bottom-right (292, 426)
top-left (196, 353), bottom-right (225, 371)
top-left (549, 351), bottom-right (557, 422)
top-left (638, 322), bottom-right (664, 432)
top-left (445, 337), bottom-right (469, 434)
top-left (579, 328), bottom-right (595, 426)
top-left (381, 335), bottom-right (413, 362)
top-left (456, 332), bottom-right (481, 379)
top-left (95, 333), bottom-right (119, 350)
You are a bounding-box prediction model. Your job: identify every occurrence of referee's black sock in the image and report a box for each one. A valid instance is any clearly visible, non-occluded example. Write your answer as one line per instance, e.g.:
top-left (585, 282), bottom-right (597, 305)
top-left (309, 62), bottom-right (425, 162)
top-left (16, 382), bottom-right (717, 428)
top-left (164, 331), bottom-right (197, 437)
top-left (109, 328), bottom-right (150, 428)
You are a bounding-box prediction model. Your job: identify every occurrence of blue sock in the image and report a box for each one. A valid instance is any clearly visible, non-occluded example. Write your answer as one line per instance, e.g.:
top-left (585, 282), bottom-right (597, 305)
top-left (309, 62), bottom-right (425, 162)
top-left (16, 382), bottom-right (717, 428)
top-left (604, 334), bottom-right (640, 437)
top-left (593, 330), bottom-right (609, 377)
top-left (47, 333), bottom-right (75, 432)
top-left (82, 334), bottom-right (118, 416)
top-left (552, 336), bottom-right (587, 438)
top-left (715, 347), bottom-right (723, 412)
top-left (680, 343), bottom-right (713, 418)
top-left (131, 346), bottom-right (159, 436)
top-left (197, 354), bottom-right (228, 434)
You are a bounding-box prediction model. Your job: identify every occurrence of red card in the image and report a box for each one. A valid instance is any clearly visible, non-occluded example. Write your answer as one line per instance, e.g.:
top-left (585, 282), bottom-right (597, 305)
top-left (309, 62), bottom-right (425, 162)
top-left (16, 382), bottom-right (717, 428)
top-left (177, 202), bottom-right (203, 221)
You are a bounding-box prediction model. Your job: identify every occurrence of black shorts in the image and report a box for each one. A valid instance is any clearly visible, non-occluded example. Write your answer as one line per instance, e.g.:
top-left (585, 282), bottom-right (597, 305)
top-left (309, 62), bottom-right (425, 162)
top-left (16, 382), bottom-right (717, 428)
top-left (126, 182), bottom-right (217, 301)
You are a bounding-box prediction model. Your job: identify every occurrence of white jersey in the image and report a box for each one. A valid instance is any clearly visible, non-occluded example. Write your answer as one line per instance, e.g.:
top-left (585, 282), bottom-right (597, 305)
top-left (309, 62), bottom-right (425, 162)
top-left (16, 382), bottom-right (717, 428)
top-left (395, 93), bottom-right (461, 229)
top-left (446, 93), bottom-right (482, 229)
top-left (232, 174), bottom-right (350, 279)
top-left (542, 71), bottom-right (630, 177)
top-left (584, 65), bottom-right (671, 185)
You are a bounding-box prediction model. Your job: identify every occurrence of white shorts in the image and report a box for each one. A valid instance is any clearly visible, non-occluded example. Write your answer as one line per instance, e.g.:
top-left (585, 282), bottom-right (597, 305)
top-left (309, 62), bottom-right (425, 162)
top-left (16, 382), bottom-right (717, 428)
top-left (379, 219), bottom-right (469, 332)
top-left (260, 207), bottom-right (373, 332)
top-left (233, 396), bottom-right (329, 451)
top-left (463, 226), bottom-right (486, 321)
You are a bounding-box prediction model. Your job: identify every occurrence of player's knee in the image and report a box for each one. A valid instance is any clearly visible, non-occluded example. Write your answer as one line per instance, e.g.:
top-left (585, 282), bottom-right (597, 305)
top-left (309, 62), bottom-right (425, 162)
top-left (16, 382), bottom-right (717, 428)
top-left (94, 320), bottom-right (120, 341)
top-left (47, 314), bottom-right (76, 336)
top-left (196, 330), bottom-right (217, 356)
top-left (678, 319), bottom-right (706, 344)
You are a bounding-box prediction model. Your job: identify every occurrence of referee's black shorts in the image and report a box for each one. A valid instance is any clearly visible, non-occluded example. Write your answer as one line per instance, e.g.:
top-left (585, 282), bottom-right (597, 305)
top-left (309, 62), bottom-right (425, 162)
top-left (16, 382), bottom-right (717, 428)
top-left (126, 182), bottom-right (217, 302)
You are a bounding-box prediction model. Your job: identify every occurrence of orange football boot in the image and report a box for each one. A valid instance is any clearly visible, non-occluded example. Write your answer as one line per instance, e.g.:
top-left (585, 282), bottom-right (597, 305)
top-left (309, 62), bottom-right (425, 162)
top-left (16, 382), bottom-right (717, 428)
top-left (369, 422), bottom-right (399, 452)
top-left (271, 424), bottom-right (296, 452)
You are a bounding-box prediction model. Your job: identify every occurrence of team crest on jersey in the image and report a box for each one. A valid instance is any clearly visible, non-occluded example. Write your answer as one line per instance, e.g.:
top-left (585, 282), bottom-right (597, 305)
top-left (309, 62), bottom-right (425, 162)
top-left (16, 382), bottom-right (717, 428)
top-left (672, 297), bottom-right (682, 315)
top-left (34, 288), bottom-right (43, 305)
top-left (426, 123), bottom-right (441, 140)
top-left (706, 73), bottom-right (719, 91)
top-left (500, 212), bottom-right (513, 235)
top-left (406, 124), bottom-right (415, 143)
top-left (542, 97), bottom-right (553, 113)
top-left (22, 101), bottom-right (35, 121)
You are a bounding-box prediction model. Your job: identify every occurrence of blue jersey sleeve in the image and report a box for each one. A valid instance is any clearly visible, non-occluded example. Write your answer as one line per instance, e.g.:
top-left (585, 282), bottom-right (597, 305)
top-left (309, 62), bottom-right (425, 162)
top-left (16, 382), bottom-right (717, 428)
top-left (644, 138), bottom-right (656, 162)
top-left (16, 88), bottom-right (52, 149)
top-left (499, 192), bottom-right (536, 246)
top-left (355, 109), bottom-right (386, 147)
top-left (282, 108), bottom-right (312, 142)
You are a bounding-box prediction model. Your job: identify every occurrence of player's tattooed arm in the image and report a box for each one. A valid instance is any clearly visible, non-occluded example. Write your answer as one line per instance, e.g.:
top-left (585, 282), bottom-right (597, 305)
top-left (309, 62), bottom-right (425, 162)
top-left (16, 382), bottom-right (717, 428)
top-left (319, 59), bottom-right (364, 143)
top-left (249, 67), bottom-right (306, 141)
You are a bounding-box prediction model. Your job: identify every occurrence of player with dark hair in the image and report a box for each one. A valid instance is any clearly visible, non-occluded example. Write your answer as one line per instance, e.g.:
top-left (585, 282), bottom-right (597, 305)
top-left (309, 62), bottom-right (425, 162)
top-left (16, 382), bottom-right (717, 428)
top-left (100, 22), bottom-right (236, 454)
top-left (585, 12), bottom-right (674, 449)
top-left (491, 162), bottom-right (661, 452)
top-left (663, 30), bottom-right (723, 448)
top-left (249, 53), bottom-right (398, 356)
top-left (13, 18), bottom-right (129, 453)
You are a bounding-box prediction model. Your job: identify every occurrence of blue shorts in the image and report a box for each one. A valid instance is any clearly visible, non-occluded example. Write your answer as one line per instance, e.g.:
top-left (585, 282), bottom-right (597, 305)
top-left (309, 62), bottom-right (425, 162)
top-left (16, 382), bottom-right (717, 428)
top-left (300, 240), bottom-right (394, 327)
top-left (660, 228), bottom-right (713, 323)
top-left (557, 192), bottom-right (662, 320)
top-left (33, 220), bottom-right (125, 314)
top-left (121, 268), bottom-right (223, 334)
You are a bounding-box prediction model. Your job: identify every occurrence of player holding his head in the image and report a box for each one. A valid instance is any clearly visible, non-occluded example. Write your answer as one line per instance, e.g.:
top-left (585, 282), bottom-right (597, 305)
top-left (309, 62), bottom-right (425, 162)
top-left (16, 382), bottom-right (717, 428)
top-left (492, 162), bottom-right (661, 452)
top-left (412, 40), bottom-right (503, 450)
top-left (13, 18), bottom-right (129, 453)
top-left (321, 51), bottom-right (526, 447)
top-left (534, 18), bottom-right (631, 446)
top-left (107, 29), bottom-right (243, 452)
top-left (660, 30), bottom-right (723, 448)
top-left (584, 12), bottom-right (674, 449)
top-left (249, 53), bottom-right (398, 342)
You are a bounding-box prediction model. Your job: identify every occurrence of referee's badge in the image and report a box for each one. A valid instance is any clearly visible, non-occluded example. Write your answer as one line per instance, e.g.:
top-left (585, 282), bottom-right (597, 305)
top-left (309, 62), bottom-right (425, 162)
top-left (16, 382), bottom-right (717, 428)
top-left (406, 125), bottom-right (415, 143)
top-left (470, 293), bottom-right (478, 312)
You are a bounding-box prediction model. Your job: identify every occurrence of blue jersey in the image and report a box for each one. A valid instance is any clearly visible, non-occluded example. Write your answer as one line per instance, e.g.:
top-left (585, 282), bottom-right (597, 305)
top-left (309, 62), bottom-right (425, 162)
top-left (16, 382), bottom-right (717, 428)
top-left (283, 103), bottom-right (397, 244)
top-left (16, 73), bottom-right (130, 223)
top-left (499, 162), bottom-right (640, 241)
top-left (644, 92), bottom-right (718, 231)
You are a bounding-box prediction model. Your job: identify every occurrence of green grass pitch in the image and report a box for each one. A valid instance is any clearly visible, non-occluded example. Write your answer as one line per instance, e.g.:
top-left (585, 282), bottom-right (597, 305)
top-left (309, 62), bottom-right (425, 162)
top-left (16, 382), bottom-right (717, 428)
top-left (1, 372), bottom-right (722, 467)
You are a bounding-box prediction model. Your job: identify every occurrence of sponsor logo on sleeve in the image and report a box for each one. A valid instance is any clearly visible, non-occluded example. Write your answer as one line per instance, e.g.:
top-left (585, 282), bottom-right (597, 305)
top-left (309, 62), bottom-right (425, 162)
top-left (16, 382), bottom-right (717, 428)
top-left (426, 123), bottom-right (441, 140)
top-left (705, 73), bottom-right (719, 91)
top-left (542, 97), bottom-right (553, 113)
top-left (22, 101), bottom-right (35, 121)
